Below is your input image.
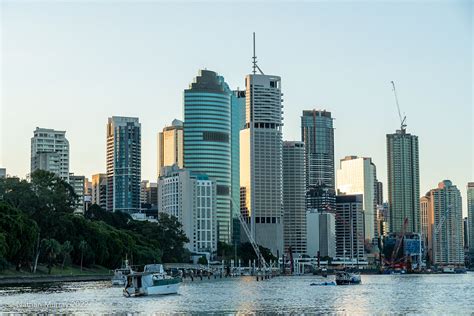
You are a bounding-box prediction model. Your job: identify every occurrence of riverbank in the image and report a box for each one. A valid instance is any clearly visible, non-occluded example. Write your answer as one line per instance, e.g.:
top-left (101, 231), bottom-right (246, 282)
top-left (0, 264), bottom-right (112, 286)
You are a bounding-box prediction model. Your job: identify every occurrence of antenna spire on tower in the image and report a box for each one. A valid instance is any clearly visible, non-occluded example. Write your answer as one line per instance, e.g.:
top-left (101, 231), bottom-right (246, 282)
top-left (252, 32), bottom-right (264, 75)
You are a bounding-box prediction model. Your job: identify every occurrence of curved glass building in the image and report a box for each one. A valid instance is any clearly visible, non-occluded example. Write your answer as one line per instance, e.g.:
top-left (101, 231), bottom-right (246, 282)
top-left (184, 70), bottom-right (232, 243)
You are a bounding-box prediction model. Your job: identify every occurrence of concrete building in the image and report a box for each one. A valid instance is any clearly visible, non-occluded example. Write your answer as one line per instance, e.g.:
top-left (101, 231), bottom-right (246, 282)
top-left (420, 193), bottom-right (434, 260)
top-left (83, 178), bottom-right (92, 211)
top-left (183, 70), bottom-right (232, 243)
top-left (31, 127), bottom-right (69, 181)
top-left (240, 73), bottom-right (283, 256)
top-left (140, 180), bottom-right (158, 208)
top-left (468, 183), bottom-right (474, 254)
top-left (158, 119), bottom-right (183, 177)
top-left (336, 156), bottom-right (377, 242)
top-left (307, 210), bottom-right (336, 258)
top-left (231, 90), bottom-right (246, 245)
top-left (158, 165), bottom-right (217, 253)
top-left (0, 168), bottom-right (5, 178)
top-left (283, 141), bottom-right (307, 255)
top-left (91, 173), bottom-right (107, 209)
top-left (463, 217), bottom-right (469, 251)
top-left (106, 116), bottom-right (141, 214)
top-left (427, 180), bottom-right (464, 266)
top-left (335, 194), bottom-right (366, 261)
top-left (69, 173), bottom-right (85, 213)
top-left (387, 129), bottom-right (420, 234)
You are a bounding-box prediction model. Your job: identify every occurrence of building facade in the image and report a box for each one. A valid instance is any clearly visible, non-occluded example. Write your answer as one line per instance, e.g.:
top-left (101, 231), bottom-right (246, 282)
top-left (387, 129), bottom-right (420, 234)
top-left (428, 180), bottom-right (464, 266)
top-left (0, 168), bottom-right (6, 178)
top-left (468, 183), bottom-right (474, 254)
top-left (106, 117), bottom-right (141, 214)
top-left (183, 70), bottom-right (232, 243)
top-left (420, 193), bottom-right (434, 261)
top-left (283, 141), bottom-right (307, 255)
top-left (335, 194), bottom-right (366, 261)
top-left (69, 173), bottom-right (85, 213)
top-left (92, 173), bottom-right (107, 209)
top-left (31, 127), bottom-right (69, 181)
top-left (240, 73), bottom-right (283, 255)
top-left (231, 90), bottom-right (246, 244)
top-left (158, 119), bottom-right (183, 177)
top-left (158, 166), bottom-right (217, 253)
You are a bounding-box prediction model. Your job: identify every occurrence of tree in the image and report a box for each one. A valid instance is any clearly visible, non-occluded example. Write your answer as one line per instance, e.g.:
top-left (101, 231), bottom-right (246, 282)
top-left (41, 238), bottom-right (61, 274)
top-left (238, 242), bottom-right (277, 264)
top-left (198, 256), bottom-right (208, 265)
top-left (60, 241), bottom-right (73, 269)
top-left (78, 240), bottom-right (88, 271)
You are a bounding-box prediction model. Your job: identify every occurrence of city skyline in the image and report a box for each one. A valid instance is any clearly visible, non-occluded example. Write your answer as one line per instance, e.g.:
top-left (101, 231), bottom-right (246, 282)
top-left (1, 1), bottom-right (471, 215)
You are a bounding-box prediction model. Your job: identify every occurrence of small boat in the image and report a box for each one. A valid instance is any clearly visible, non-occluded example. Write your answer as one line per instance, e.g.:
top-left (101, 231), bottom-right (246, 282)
top-left (112, 260), bottom-right (133, 286)
top-left (310, 281), bottom-right (336, 286)
top-left (442, 267), bottom-right (455, 273)
top-left (123, 264), bottom-right (182, 297)
top-left (335, 270), bottom-right (361, 285)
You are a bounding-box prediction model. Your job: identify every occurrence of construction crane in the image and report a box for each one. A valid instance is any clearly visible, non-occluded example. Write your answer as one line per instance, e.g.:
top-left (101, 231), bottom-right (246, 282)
top-left (391, 81), bottom-right (407, 131)
top-left (231, 197), bottom-right (269, 271)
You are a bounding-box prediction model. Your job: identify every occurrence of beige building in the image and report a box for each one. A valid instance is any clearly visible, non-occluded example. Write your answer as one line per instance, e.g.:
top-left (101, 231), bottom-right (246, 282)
top-left (336, 156), bottom-right (377, 242)
top-left (158, 119), bottom-right (183, 177)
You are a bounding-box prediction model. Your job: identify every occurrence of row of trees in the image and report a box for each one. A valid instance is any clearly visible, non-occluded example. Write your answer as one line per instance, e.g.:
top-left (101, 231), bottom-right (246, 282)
top-left (0, 170), bottom-right (189, 273)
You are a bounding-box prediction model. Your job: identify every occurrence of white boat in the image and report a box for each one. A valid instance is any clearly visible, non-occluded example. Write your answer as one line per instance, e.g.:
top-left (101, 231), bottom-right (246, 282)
top-left (123, 264), bottom-right (182, 297)
top-left (335, 270), bottom-right (361, 285)
top-left (442, 267), bottom-right (455, 273)
top-left (112, 260), bottom-right (133, 286)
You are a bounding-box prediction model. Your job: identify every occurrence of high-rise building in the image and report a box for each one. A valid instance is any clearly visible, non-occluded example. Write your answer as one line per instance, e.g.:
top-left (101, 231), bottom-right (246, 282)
top-left (463, 217), bottom-right (469, 251)
top-left (376, 181), bottom-right (383, 206)
top-left (420, 193), bottom-right (434, 260)
top-left (31, 127), bottom-right (69, 181)
top-left (283, 141), bottom-right (307, 255)
top-left (468, 182), bottom-right (474, 253)
top-left (387, 129), bottom-right (420, 234)
top-left (301, 110), bottom-right (335, 190)
top-left (183, 70), bottom-right (232, 243)
top-left (92, 173), bottom-right (107, 209)
top-left (158, 119), bottom-right (183, 177)
top-left (0, 168), bottom-right (5, 178)
top-left (336, 156), bottom-right (377, 242)
top-left (69, 173), bottom-right (85, 213)
top-left (307, 210), bottom-right (336, 258)
top-left (424, 180), bottom-right (464, 266)
top-left (240, 73), bottom-right (283, 255)
top-left (84, 178), bottom-right (92, 211)
top-left (335, 194), bottom-right (365, 261)
top-left (231, 90), bottom-right (246, 245)
top-left (140, 180), bottom-right (149, 206)
top-left (106, 116), bottom-right (141, 214)
top-left (158, 165), bottom-right (217, 253)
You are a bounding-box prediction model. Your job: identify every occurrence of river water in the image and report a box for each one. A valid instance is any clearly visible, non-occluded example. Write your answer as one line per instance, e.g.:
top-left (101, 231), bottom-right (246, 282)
top-left (1, 273), bottom-right (473, 314)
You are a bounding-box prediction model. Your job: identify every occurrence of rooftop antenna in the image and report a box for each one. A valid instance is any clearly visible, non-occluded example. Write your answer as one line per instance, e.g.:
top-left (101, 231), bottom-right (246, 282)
top-left (252, 32), bottom-right (265, 75)
top-left (391, 81), bottom-right (407, 132)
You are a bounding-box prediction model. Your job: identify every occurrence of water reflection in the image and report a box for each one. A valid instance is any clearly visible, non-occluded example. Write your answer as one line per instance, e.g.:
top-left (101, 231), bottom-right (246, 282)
top-left (0, 274), bottom-right (473, 314)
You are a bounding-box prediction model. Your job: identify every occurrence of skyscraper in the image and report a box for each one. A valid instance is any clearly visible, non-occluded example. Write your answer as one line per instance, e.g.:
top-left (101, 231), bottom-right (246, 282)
top-left (468, 182), bottom-right (474, 254)
top-left (31, 127), bottom-right (69, 181)
top-left (92, 173), bottom-right (107, 209)
top-left (106, 116), bottom-right (141, 214)
top-left (420, 193), bottom-right (434, 261)
top-left (231, 90), bottom-right (246, 244)
top-left (301, 110), bottom-right (335, 189)
top-left (336, 156), bottom-right (377, 242)
top-left (283, 141), bottom-right (307, 255)
top-left (428, 180), bottom-right (464, 266)
top-left (183, 70), bottom-right (232, 243)
top-left (335, 194), bottom-right (366, 261)
top-left (387, 129), bottom-right (420, 234)
top-left (158, 119), bottom-right (183, 176)
top-left (240, 73), bottom-right (284, 256)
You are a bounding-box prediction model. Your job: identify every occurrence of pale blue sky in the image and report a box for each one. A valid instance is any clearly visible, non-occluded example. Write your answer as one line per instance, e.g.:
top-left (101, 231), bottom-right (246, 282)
top-left (1, 1), bottom-right (472, 213)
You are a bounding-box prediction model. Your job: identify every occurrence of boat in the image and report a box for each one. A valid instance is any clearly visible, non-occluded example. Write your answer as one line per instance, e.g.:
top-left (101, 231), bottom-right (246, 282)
top-left (111, 259), bottom-right (133, 286)
top-left (310, 281), bottom-right (336, 286)
top-left (123, 264), bottom-right (182, 297)
top-left (335, 269), bottom-right (361, 285)
top-left (442, 267), bottom-right (455, 273)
